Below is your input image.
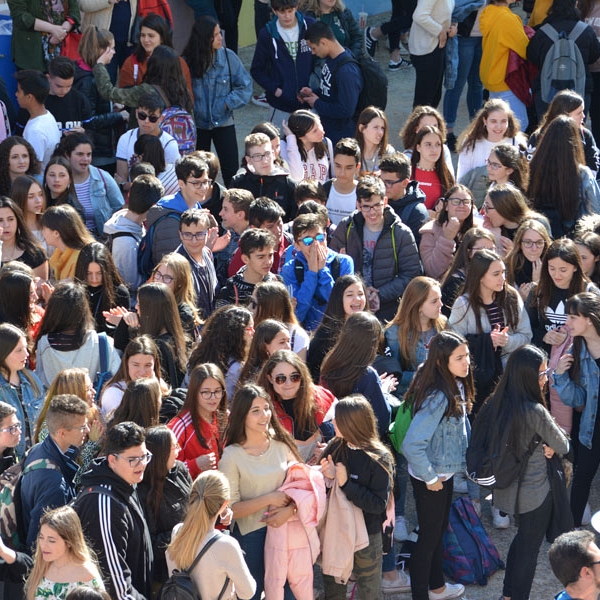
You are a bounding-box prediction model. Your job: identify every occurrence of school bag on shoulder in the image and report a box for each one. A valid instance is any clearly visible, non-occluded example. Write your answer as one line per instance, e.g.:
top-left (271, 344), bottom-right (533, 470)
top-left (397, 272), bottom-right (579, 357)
top-left (94, 332), bottom-right (112, 403)
top-left (0, 458), bottom-right (61, 550)
top-left (442, 497), bottom-right (504, 585)
top-left (331, 55), bottom-right (388, 118)
top-left (137, 212), bottom-right (181, 280)
top-left (156, 532), bottom-right (229, 600)
top-left (294, 255), bottom-right (341, 284)
top-left (539, 21), bottom-right (587, 103)
top-left (161, 106), bottom-right (197, 156)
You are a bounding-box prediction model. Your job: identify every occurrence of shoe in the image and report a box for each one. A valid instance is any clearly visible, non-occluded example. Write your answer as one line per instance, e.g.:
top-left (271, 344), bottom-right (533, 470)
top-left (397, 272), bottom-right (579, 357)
top-left (252, 93), bottom-right (270, 108)
top-left (493, 507), bottom-right (510, 529)
top-left (393, 516), bottom-right (409, 542)
top-left (583, 502), bottom-right (592, 525)
top-left (428, 582), bottom-right (465, 599)
top-left (364, 27), bottom-right (378, 58)
top-left (447, 132), bottom-right (457, 153)
top-left (388, 58), bottom-right (412, 71)
top-left (453, 474), bottom-right (468, 494)
top-left (382, 569), bottom-right (411, 594)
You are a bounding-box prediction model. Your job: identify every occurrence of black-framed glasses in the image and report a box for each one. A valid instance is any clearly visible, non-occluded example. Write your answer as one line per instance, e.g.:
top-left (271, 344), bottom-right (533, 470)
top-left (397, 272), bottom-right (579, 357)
top-left (446, 197), bottom-right (472, 207)
top-left (249, 151), bottom-right (272, 162)
top-left (113, 451), bottom-right (153, 468)
top-left (248, 298), bottom-right (258, 310)
top-left (273, 372), bottom-right (302, 385)
top-left (186, 179), bottom-right (212, 189)
top-left (359, 202), bottom-right (384, 213)
top-left (486, 159), bottom-right (502, 170)
top-left (301, 233), bottom-right (326, 246)
top-left (181, 231), bottom-right (208, 241)
top-left (0, 423), bottom-right (22, 435)
top-left (153, 270), bottom-right (174, 284)
top-left (538, 367), bottom-right (551, 379)
top-left (381, 178), bottom-right (402, 188)
top-left (521, 239), bottom-right (545, 249)
top-left (482, 203), bottom-right (496, 212)
top-left (137, 110), bottom-right (160, 123)
top-left (199, 389), bottom-right (225, 400)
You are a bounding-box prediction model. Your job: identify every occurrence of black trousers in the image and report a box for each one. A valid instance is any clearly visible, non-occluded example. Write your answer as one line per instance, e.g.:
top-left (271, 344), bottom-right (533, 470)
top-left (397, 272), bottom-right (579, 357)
top-left (411, 45), bottom-right (446, 108)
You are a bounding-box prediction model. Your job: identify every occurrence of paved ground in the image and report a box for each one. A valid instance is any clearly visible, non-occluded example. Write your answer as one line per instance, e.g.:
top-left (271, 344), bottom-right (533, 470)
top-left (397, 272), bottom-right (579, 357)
top-left (227, 16), bottom-right (600, 599)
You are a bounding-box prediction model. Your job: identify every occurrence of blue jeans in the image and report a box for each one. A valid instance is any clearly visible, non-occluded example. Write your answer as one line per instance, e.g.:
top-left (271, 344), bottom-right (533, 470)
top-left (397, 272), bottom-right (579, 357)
top-left (443, 36), bottom-right (483, 128)
top-left (232, 525), bottom-right (295, 600)
top-left (489, 89), bottom-right (529, 131)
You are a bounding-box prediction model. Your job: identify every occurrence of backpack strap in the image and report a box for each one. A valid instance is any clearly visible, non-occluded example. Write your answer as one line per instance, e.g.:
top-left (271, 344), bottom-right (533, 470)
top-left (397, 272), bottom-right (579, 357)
top-left (541, 23), bottom-right (559, 42)
top-left (186, 532), bottom-right (222, 574)
top-left (294, 259), bottom-right (305, 285)
top-left (98, 332), bottom-right (110, 377)
top-left (152, 84), bottom-right (171, 108)
top-left (568, 20), bottom-right (588, 42)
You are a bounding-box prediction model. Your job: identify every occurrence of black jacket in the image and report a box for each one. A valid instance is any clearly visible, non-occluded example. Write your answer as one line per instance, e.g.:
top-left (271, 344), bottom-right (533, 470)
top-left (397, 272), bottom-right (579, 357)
top-left (72, 458), bottom-right (153, 600)
top-left (137, 461), bottom-right (192, 583)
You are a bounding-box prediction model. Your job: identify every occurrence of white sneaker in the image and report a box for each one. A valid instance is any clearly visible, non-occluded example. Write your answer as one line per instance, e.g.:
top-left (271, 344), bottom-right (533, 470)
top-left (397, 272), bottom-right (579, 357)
top-left (428, 582), bottom-right (465, 599)
top-left (251, 93), bottom-right (270, 108)
top-left (493, 507), bottom-right (510, 529)
top-left (583, 502), bottom-right (592, 525)
top-left (382, 569), bottom-right (411, 594)
top-left (394, 516), bottom-right (409, 542)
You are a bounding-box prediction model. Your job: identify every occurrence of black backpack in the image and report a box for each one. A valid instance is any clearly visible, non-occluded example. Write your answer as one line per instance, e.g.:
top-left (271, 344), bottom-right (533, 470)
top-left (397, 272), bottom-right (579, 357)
top-left (331, 54), bottom-right (388, 119)
top-left (137, 212), bottom-right (181, 280)
top-left (293, 256), bottom-right (341, 284)
top-left (156, 532), bottom-right (229, 600)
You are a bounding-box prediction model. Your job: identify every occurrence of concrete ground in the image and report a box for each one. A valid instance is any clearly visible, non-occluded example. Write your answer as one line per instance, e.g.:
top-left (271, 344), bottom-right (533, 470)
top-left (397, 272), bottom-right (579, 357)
top-left (222, 16), bottom-right (600, 599)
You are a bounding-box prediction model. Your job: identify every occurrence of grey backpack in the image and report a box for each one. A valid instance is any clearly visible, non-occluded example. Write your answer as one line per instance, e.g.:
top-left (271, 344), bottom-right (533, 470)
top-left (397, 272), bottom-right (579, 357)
top-left (539, 21), bottom-right (587, 103)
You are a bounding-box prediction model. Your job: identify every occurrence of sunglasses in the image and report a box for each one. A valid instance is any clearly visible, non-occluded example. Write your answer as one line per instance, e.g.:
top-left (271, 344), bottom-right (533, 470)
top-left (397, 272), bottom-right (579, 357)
top-left (301, 233), bottom-right (326, 246)
top-left (273, 372), bottom-right (302, 385)
top-left (137, 111), bottom-right (160, 123)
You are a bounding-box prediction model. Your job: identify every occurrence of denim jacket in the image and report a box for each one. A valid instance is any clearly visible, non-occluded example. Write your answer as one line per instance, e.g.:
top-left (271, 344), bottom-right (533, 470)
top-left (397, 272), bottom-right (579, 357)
top-left (192, 47), bottom-right (253, 130)
top-left (0, 370), bottom-right (45, 459)
top-left (552, 342), bottom-right (599, 450)
top-left (385, 325), bottom-right (433, 399)
top-left (88, 165), bottom-right (124, 236)
top-left (402, 389), bottom-right (469, 482)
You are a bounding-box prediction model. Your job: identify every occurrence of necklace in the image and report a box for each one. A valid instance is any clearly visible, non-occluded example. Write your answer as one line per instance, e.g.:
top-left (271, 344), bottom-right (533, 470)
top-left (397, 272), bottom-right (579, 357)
top-left (417, 163), bottom-right (436, 172)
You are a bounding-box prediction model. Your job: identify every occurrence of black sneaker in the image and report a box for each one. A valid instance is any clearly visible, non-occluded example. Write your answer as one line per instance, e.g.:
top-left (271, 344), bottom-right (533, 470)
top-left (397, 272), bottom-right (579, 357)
top-left (446, 132), bottom-right (457, 152)
top-left (364, 27), bottom-right (378, 58)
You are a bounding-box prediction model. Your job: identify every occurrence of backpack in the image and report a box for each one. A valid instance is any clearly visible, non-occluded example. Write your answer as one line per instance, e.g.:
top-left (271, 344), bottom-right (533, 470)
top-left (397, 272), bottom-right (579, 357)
top-left (94, 332), bottom-right (112, 403)
top-left (388, 400), bottom-right (412, 454)
top-left (466, 396), bottom-right (541, 489)
top-left (0, 458), bottom-right (61, 550)
top-left (137, 212), bottom-right (181, 280)
top-left (0, 100), bottom-right (10, 143)
top-left (442, 497), bottom-right (504, 585)
top-left (539, 21), bottom-right (587, 103)
top-left (331, 55), bottom-right (388, 119)
top-left (293, 255), bottom-right (341, 285)
top-left (160, 106), bottom-right (197, 156)
top-left (104, 231), bottom-right (138, 253)
top-left (156, 532), bottom-right (229, 600)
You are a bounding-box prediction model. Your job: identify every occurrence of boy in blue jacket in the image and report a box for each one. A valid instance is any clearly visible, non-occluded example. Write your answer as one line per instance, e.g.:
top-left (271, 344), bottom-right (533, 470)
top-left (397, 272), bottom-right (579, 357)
top-left (282, 212), bottom-right (353, 331)
top-left (250, 0), bottom-right (314, 127)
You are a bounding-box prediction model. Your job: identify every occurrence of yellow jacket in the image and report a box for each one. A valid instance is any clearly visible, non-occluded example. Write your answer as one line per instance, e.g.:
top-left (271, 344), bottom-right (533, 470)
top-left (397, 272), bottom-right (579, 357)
top-left (480, 4), bottom-right (530, 91)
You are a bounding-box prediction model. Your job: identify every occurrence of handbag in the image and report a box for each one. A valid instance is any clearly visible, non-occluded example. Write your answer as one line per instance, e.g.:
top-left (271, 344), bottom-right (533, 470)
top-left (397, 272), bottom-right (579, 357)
top-left (545, 453), bottom-right (574, 543)
top-left (62, 30), bottom-right (82, 61)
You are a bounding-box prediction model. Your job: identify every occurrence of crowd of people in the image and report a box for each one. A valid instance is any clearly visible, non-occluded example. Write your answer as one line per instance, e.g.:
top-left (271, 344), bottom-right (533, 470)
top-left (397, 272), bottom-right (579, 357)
top-left (0, 0), bottom-right (599, 598)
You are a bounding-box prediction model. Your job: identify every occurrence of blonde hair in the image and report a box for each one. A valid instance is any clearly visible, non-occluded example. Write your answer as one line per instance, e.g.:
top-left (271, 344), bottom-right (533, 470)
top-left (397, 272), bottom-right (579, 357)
top-left (167, 471), bottom-right (229, 570)
top-left (78, 26), bottom-right (114, 68)
top-left (25, 506), bottom-right (101, 600)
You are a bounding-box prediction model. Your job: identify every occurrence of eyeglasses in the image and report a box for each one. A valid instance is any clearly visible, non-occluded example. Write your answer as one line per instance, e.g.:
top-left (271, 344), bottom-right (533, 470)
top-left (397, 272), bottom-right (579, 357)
top-left (446, 197), bottom-right (472, 207)
top-left (199, 389), bottom-right (225, 400)
top-left (521, 239), bottom-right (545, 249)
top-left (248, 298), bottom-right (258, 310)
top-left (486, 159), bottom-right (503, 170)
top-left (380, 178), bottom-right (402, 188)
top-left (359, 202), bottom-right (384, 213)
top-left (67, 423), bottom-right (90, 433)
top-left (249, 151), bottom-right (272, 162)
top-left (301, 233), bottom-right (326, 246)
top-left (481, 203), bottom-right (496, 212)
top-left (153, 270), bottom-right (174, 284)
top-left (538, 367), bottom-right (551, 379)
top-left (113, 451), bottom-right (153, 468)
top-left (0, 423), bottom-right (22, 435)
top-left (136, 111), bottom-right (160, 123)
top-left (186, 179), bottom-right (212, 189)
top-left (273, 372), bottom-right (302, 385)
top-left (181, 231), bottom-right (208, 241)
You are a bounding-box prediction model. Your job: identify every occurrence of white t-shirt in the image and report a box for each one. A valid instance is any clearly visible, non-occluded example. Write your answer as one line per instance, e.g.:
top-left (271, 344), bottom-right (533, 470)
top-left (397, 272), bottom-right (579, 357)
top-left (277, 21), bottom-right (300, 60)
top-left (326, 183), bottom-right (357, 226)
top-left (116, 128), bottom-right (180, 169)
top-left (23, 112), bottom-right (61, 170)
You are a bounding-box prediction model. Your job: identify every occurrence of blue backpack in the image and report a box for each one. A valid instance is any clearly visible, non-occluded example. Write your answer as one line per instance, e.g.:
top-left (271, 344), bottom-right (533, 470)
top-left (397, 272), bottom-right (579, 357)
top-left (442, 497), bottom-right (504, 585)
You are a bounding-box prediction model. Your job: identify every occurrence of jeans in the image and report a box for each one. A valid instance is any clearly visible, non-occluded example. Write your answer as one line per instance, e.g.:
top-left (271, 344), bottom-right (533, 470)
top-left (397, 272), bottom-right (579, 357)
top-left (411, 46), bottom-right (446, 108)
top-left (443, 36), bottom-right (483, 128)
top-left (323, 532), bottom-right (383, 599)
top-left (232, 524), bottom-right (294, 600)
top-left (502, 492), bottom-right (553, 600)
top-left (196, 125), bottom-right (239, 188)
top-left (489, 89), bottom-right (529, 131)
top-left (410, 475), bottom-right (454, 600)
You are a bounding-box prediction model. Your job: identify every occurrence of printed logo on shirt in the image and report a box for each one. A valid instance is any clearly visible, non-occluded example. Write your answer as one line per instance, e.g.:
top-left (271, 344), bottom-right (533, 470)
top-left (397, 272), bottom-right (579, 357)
top-left (321, 64), bottom-right (332, 98)
top-left (56, 120), bottom-right (82, 132)
top-left (544, 301), bottom-right (568, 331)
top-left (303, 163), bottom-right (329, 181)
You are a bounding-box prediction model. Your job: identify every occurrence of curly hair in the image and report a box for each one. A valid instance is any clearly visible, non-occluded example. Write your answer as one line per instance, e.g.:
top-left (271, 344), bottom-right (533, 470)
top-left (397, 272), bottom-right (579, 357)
top-left (400, 105), bottom-right (447, 150)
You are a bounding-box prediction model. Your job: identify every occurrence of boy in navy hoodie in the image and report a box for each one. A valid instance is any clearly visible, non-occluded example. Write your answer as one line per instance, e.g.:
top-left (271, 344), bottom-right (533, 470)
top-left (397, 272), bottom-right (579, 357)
top-left (300, 21), bottom-right (362, 144)
top-left (250, 0), bottom-right (314, 127)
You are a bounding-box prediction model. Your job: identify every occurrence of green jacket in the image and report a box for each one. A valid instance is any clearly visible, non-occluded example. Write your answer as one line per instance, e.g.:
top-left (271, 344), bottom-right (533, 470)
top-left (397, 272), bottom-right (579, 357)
top-left (9, 0), bottom-right (80, 71)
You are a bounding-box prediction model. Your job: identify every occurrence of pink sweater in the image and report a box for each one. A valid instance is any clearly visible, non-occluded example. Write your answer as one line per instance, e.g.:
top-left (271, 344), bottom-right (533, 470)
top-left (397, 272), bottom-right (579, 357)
top-left (419, 219), bottom-right (457, 279)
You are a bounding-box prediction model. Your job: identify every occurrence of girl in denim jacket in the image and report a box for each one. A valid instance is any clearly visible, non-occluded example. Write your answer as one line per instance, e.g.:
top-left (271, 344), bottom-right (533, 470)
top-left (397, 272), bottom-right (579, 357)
top-left (553, 292), bottom-right (600, 526)
top-left (402, 331), bottom-right (474, 600)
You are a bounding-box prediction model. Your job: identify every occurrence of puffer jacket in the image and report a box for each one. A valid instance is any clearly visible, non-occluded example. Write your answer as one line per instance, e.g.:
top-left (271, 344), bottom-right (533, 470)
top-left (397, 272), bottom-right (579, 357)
top-left (329, 206), bottom-right (423, 321)
top-left (192, 47), bottom-right (253, 130)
